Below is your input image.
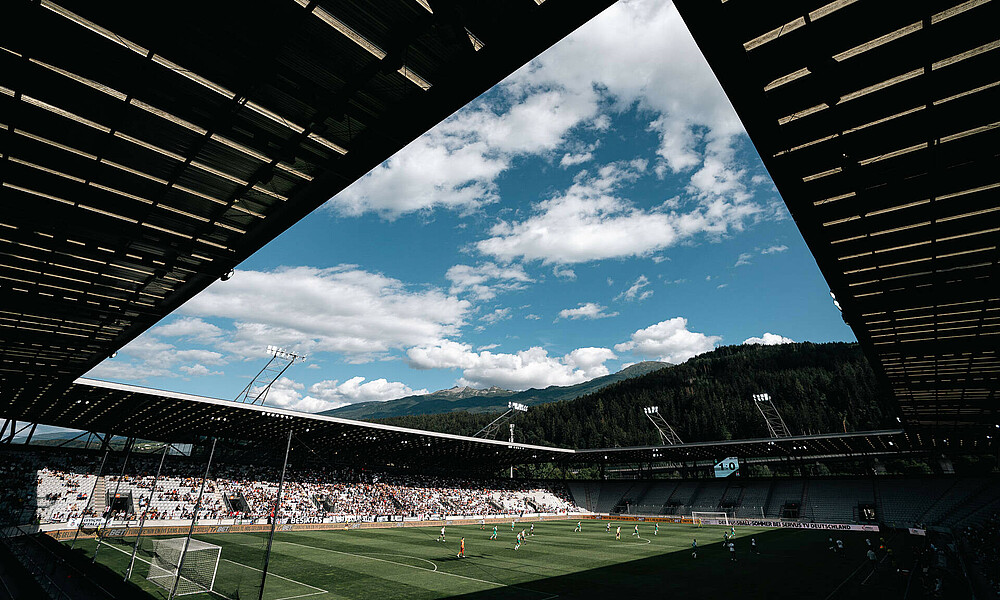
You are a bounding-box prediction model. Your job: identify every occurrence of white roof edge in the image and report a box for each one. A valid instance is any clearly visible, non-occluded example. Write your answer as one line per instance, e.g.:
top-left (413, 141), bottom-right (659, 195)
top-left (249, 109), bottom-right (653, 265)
top-left (73, 377), bottom-right (575, 454)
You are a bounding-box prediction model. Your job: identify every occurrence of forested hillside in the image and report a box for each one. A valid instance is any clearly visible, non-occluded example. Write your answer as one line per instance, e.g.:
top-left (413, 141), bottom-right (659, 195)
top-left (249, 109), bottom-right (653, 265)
top-left (376, 342), bottom-right (891, 448)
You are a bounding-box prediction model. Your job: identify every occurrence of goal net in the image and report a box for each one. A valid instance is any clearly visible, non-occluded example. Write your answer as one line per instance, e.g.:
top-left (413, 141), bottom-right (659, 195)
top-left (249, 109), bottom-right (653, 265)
top-left (691, 511), bottom-right (730, 526)
top-left (146, 538), bottom-right (221, 596)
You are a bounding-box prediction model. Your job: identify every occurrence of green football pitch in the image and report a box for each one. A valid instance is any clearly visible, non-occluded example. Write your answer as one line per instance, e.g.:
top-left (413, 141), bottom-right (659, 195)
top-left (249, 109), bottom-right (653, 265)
top-left (68, 520), bottom-right (900, 600)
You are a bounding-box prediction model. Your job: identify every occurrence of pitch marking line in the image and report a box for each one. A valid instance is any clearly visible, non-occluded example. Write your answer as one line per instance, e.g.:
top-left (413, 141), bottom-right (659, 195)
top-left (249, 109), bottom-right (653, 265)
top-left (220, 558), bottom-right (329, 599)
top-left (356, 553), bottom-right (438, 571)
top-left (278, 539), bottom-right (551, 597)
top-left (822, 560), bottom-right (869, 600)
top-left (98, 540), bottom-right (328, 600)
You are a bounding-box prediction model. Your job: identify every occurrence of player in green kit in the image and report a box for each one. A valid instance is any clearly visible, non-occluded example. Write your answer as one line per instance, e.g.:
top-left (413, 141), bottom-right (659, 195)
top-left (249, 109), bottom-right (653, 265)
top-left (691, 538), bottom-right (698, 558)
top-left (490, 525), bottom-right (498, 540)
top-left (574, 521), bottom-right (582, 532)
top-left (653, 523), bottom-right (659, 536)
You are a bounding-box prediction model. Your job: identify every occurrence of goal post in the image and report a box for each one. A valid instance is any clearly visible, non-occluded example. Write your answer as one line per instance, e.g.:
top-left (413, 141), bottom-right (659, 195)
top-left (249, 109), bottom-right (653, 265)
top-left (146, 538), bottom-right (221, 596)
top-left (691, 511), bottom-right (730, 526)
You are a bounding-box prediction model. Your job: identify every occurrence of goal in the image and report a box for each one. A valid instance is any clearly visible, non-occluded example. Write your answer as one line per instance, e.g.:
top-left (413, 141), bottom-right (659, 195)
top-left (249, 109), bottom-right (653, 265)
top-left (146, 538), bottom-right (221, 596)
top-left (691, 511), bottom-right (730, 526)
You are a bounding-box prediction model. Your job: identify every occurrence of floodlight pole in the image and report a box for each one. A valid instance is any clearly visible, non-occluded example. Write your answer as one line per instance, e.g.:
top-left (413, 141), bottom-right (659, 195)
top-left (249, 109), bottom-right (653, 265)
top-left (169, 437), bottom-right (217, 600)
top-left (236, 347), bottom-right (306, 405)
top-left (753, 393), bottom-right (792, 438)
top-left (93, 436), bottom-right (135, 563)
top-left (475, 402), bottom-right (528, 439)
top-left (259, 429), bottom-right (294, 600)
top-left (642, 406), bottom-right (684, 445)
top-left (509, 424), bottom-right (515, 479)
top-left (70, 437), bottom-right (112, 550)
top-left (126, 443), bottom-right (169, 581)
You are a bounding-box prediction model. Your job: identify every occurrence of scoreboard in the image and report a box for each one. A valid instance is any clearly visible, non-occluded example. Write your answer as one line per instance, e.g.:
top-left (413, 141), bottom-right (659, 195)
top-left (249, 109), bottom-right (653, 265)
top-left (714, 456), bottom-right (740, 478)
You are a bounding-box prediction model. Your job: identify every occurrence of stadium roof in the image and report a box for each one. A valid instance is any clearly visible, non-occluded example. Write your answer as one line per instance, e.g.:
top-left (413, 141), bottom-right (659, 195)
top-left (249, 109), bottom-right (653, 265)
top-left (576, 429), bottom-right (916, 464)
top-left (674, 0), bottom-right (1000, 437)
top-left (0, 0), bottom-right (615, 385)
top-left (10, 377), bottom-right (947, 467)
top-left (54, 378), bottom-right (576, 466)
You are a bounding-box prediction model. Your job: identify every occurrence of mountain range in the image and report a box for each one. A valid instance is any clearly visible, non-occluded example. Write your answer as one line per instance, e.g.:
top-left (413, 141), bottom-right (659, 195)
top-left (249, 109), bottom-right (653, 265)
top-left (320, 361), bottom-right (669, 420)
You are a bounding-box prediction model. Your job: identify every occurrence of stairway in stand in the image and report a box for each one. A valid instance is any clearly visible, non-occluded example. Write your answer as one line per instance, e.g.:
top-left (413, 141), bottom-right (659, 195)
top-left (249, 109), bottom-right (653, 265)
top-left (91, 477), bottom-right (106, 516)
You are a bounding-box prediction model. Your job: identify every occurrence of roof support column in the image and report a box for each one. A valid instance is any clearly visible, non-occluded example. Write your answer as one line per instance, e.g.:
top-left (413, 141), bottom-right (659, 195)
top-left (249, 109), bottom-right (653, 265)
top-left (126, 442), bottom-right (169, 582)
top-left (259, 428), bottom-right (294, 600)
top-left (71, 437), bottom-right (112, 550)
top-left (169, 437), bottom-right (217, 600)
top-left (23, 423), bottom-right (37, 445)
top-left (93, 436), bottom-right (135, 564)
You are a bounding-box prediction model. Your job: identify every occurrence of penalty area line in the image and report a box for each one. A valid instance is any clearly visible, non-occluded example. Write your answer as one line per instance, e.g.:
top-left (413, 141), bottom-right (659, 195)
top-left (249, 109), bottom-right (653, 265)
top-left (97, 539), bottom-right (327, 600)
top-left (220, 558), bottom-right (329, 597)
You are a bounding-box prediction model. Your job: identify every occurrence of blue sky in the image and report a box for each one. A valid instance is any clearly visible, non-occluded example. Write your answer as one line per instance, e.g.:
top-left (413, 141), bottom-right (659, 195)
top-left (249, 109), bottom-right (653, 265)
top-left (84, 0), bottom-right (854, 413)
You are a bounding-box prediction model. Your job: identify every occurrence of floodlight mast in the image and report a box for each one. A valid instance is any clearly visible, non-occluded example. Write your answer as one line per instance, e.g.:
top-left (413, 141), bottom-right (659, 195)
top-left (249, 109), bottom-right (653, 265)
top-left (473, 402), bottom-right (528, 439)
top-left (642, 406), bottom-right (684, 445)
top-left (509, 423), bottom-right (515, 479)
top-left (235, 346), bottom-right (306, 405)
top-left (753, 393), bottom-right (792, 438)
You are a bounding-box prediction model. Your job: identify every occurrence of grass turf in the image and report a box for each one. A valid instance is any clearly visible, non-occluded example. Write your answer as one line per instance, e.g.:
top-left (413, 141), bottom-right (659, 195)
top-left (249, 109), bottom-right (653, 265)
top-left (67, 520), bottom-right (901, 600)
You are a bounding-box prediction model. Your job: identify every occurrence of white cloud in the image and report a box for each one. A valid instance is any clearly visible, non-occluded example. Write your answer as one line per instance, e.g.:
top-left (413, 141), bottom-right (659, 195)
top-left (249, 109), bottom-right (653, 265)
top-left (717, 283), bottom-right (728, 289)
top-left (476, 160), bottom-right (763, 264)
top-left (477, 343), bottom-right (500, 351)
top-left (85, 334), bottom-right (227, 381)
top-left (181, 266), bottom-right (469, 362)
top-left (480, 307), bottom-right (512, 325)
top-left (329, 81), bottom-right (597, 218)
top-left (614, 317), bottom-right (721, 364)
top-left (327, 0), bottom-right (766, 230)
top-left (552, 265), bottom-right (577, 280)
top-left (329, 135), bottom-right (506, 218)
top-left (260, 376), bottom-right (428, 413)
top-left (743, 333), bottom-right (795, 346)
top-left (761, 245), bottom-right (788, 254)
top-left (308, 377), bottom-right (427, 409)
top-left (406, 340), bottom-right (616, 390)
top-left (512, 0), bottom-right (755, 199)
top-left (178, 364), bottom-right (223, 377)
top-left (734, 252), bottom-right (753, 267)
top-left (560, 151), bottom-right (593, 167)
top-left (445, 263), bottom-right (533, 300)
top-left (616, 275), bottom-right (653, 302)
top-left (151, 317), bottom-right (223, 341)
top-left (525, 314), bottom-right (541, 320)
top-left (557, 302), bottom-right (619, 321)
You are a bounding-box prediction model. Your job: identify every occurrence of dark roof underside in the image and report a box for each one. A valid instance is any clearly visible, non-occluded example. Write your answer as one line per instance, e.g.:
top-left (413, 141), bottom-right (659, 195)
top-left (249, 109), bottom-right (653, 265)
top-left (674, 0), bottom-right (1000, 439)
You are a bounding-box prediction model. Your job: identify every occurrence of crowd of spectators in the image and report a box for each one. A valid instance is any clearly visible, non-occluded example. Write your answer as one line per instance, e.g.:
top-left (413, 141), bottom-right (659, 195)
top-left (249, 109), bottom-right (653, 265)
top-left (0, 449), bottom-right (581, 526)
